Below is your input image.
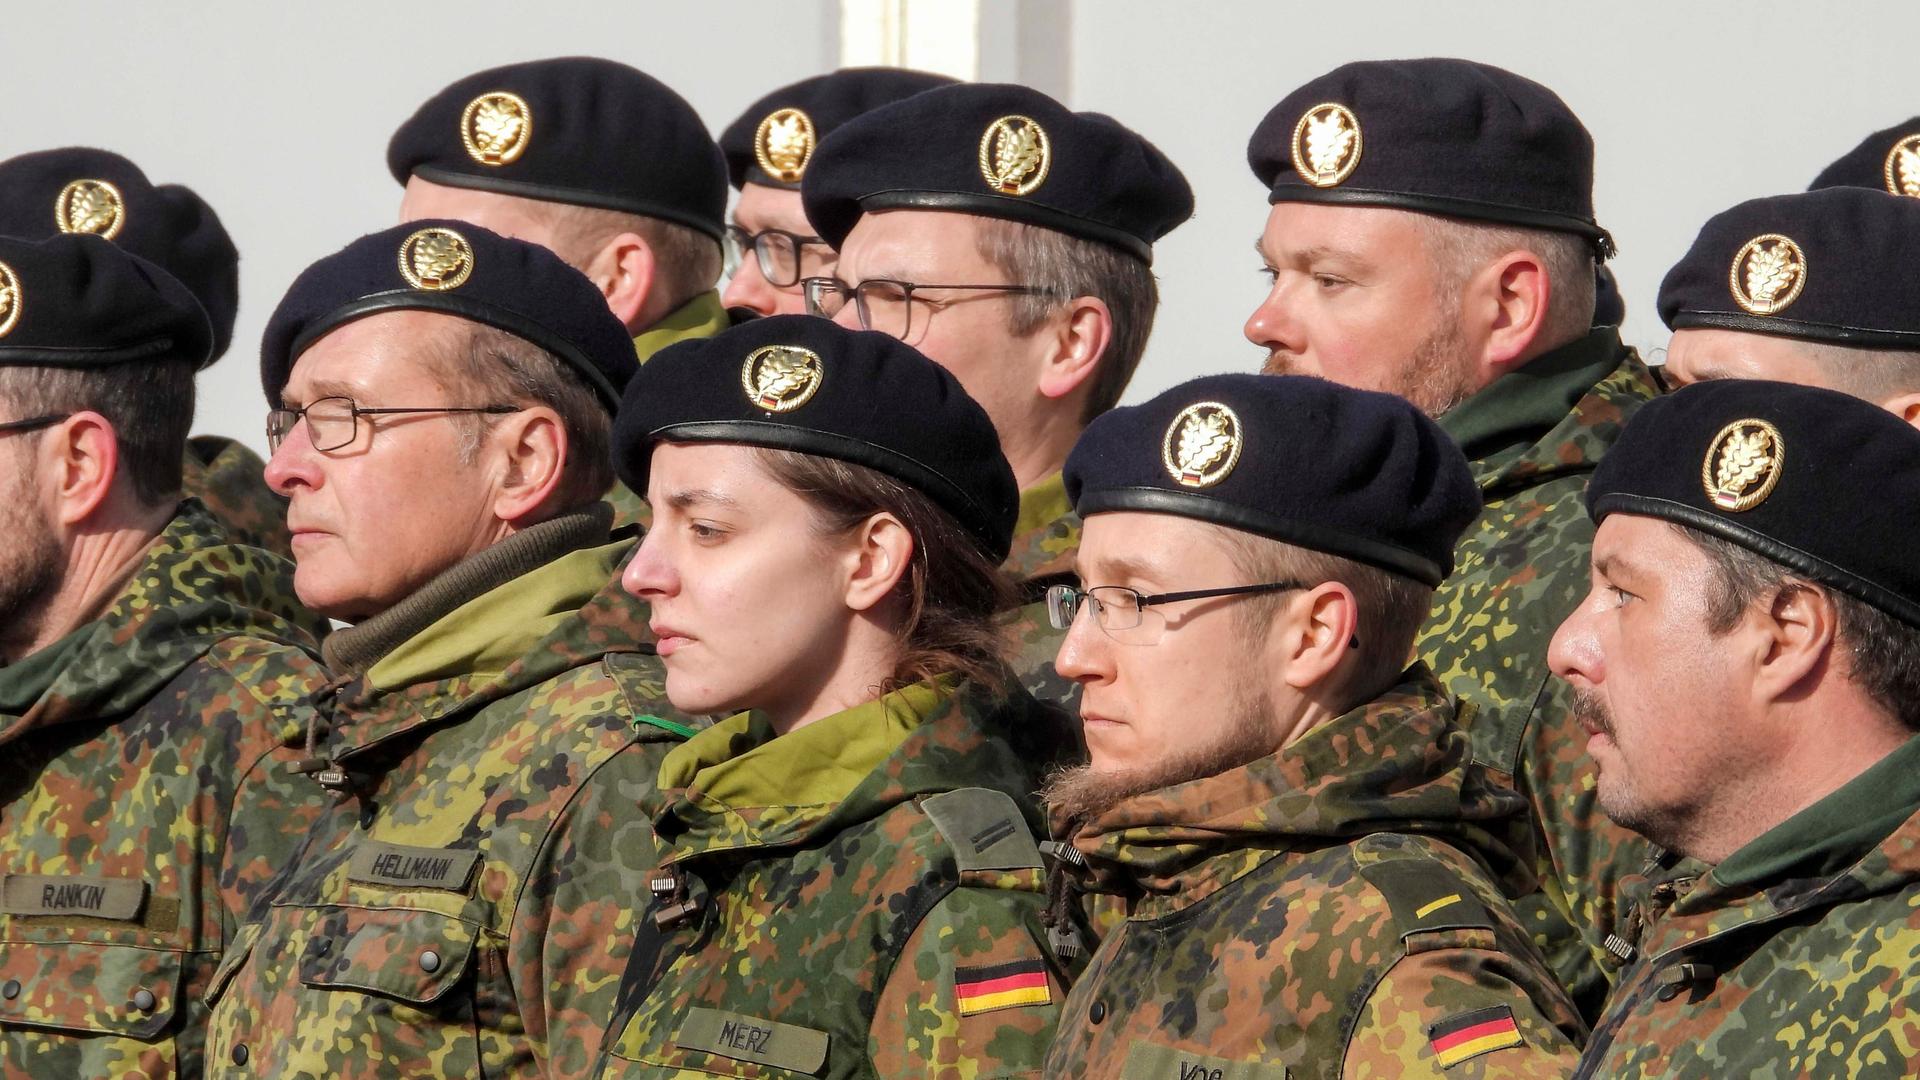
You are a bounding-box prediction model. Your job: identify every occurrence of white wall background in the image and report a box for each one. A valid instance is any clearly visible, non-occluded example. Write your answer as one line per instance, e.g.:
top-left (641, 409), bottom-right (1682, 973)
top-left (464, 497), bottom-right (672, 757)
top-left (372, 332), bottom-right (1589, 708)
top-left (3, 0), bottom-right (1912, 451)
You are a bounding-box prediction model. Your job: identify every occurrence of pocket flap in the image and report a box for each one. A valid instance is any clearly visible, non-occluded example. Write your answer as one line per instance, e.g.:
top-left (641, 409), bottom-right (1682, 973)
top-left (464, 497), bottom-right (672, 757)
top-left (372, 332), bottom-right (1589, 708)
top-left (298, 906), bottom-right (477, 1005)
top-left (0, 941), bottom-right (185, 1039)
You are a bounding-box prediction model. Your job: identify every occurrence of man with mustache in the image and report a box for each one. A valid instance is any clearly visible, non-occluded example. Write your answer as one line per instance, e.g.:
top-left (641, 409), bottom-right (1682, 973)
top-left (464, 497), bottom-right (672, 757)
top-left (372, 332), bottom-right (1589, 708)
top-left (1550, 379), bottom-right (1920, 1077)
top-left (1243, 58), bottom-right (1659, 1016)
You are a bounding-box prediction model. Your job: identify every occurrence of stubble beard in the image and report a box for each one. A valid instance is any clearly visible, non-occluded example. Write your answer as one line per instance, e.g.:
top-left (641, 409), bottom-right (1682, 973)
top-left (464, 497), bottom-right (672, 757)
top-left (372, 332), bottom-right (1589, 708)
top-left (1570, 686), bottom-right (1687, 853)
top-left (1043, 672), bottom-right (1284, 828)
top-left (1262, 315), bottom-right (1478, 419)
top-left (0, 466), bottom-right (62, 662)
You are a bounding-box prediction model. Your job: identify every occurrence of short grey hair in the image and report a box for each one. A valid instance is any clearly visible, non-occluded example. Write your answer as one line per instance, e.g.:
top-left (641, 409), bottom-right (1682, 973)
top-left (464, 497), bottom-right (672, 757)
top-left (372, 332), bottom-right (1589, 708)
top-left (1416, 214), bottom-right (1597, 352)
top-left (528, 201), bottom-right (722, 313)
top-left (0, 358), bottom-right (195, 507)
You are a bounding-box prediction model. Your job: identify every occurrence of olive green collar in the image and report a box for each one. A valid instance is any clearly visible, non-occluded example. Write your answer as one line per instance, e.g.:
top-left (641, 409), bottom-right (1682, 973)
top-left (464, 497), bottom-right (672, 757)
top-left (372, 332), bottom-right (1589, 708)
top-left (1438, 327), bottom-right (1627, 479)
top-left (1713, 735), bottom-right (1920, 889)
top-left (632, 290), bottom-right (730, 365)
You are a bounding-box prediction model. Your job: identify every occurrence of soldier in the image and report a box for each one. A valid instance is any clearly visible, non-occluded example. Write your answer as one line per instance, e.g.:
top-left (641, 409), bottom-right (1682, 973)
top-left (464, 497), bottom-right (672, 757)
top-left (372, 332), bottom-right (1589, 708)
top-left (596, 316), bottom-right (1071, 1078)
top-left (1809, 114), bottom-right (1920, 193)
top-left (1244, 58), bottom-right (1659, 1014)
top-left (1654, 188), bottom-right (1920, 423)
top-left (0, 147), bottom-right (295, 557)
top-left (799, 82), bottom-right (1194, 709)
top-left (200, 222), bottom-right (693, 1078)
top-left (1549, 379), bottom-right (1920, 1077)
top-left (0, 234), bottom-right (325, 1075)
top-left (1041, 373), bottom-right (1585, 1077)
top-left (390, 57), bottom-right (732, 527)
top-left (715, 67), bottom-right (955, 317)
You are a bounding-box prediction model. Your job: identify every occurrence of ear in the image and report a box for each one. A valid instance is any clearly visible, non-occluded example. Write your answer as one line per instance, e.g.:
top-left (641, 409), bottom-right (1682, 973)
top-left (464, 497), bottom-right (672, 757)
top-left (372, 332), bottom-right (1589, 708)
top-left (1750, 582), bottom-right (1838, 704)
top-left (841, 511), bottom-right (915, 614)
top-left (487, 406), bottom-right (571, 524)
top-left (1277, 581), bottom-right (1361, 692)
top-left (583, 231), bottom-right (658, 331)
top-left (1035, 295), bottom-right (1113, 402)
top-left (43, 411), bottom-right (121, 526)
top-left (1462, 249), bottom-right (1551, 380)
top-left (1883, 390), bottom-right (1920, 432)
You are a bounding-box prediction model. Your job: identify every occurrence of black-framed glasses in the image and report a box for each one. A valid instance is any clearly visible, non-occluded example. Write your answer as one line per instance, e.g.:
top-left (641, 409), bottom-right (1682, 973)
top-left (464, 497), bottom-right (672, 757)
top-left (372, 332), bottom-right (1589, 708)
top-left (1046, 580), bottom-right (1309, 645)
top-left (266, 396), bottom-right (521, 453)
top-left (802, 276), bottom-right (1054, 340)
top-left (0, 413), bottom-right (70, 437)
top-left (725, 225), bottom-right (834, 288)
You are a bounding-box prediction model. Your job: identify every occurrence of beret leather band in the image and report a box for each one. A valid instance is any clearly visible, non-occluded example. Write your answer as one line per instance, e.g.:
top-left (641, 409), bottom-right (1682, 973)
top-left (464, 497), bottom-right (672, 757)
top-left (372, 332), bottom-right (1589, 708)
top-left (1664, 309), bottom-right (1920, 350)
top-left (0, 337), bottom-right (181, 369)
top-left (1595, 492), bottom-right (1920, 630)
top-left (408, 164), bottom-right (725, 242)
top-left (1267, 184), bottom-right (1616, 256)
top-left (286, 290), bottom-right (622, 409)
top-left (857, 189), bottom-right (1156, 263)
top-left (1076, 485), bottom-right (1450, 587)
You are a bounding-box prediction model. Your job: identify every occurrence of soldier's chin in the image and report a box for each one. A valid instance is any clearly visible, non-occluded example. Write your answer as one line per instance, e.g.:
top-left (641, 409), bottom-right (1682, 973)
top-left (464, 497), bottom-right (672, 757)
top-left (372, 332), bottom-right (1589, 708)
top-left (292, 563), bottom-right (386, 625)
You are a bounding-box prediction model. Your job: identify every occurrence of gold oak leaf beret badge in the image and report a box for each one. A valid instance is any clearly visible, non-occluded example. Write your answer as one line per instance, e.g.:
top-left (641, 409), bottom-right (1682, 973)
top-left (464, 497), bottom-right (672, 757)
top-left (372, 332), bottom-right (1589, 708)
top-left (1885, 134), bottom-right (1920, 197)
top-left (55, 179), bottom-right (126, 240)
top-left (979, 115), bottom-right (1052, 196)
top-left (398, 227), bottom-right (475, 291)
top-left (756, 108), bottom-right (817, 183)
top-left (1292, 103), bottom-right (1362, 188)
top-left (1163, 402), bottom-right (1243, 488)
top-left (1702, 418), bottom-right (1784, 512)
top-left (0, 261), bottom-right (20, 338)
top-left (462, 91), bottom-right (533, 167)
top-left (741, 344), bottom-right (824, 412)
top-left (1728, 234), bottom-right (1807, 316)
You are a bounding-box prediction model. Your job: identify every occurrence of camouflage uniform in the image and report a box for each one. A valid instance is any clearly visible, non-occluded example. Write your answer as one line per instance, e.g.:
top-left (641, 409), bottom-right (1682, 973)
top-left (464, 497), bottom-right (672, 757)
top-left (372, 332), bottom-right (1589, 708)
top-left (1419, 326), bottom-right (1660, 1015)
top-left (1002, 471), bottom-right (1082, 712)
top-left (203, 507), bottom-right (696, 1079)
top-left (1577, 736), bottom-right (1920, 1078)
top-left (182, 434), bottom-right (293, 558)
top-left (607, 290), bottom-right (737, 531)
top-left (1045, 667), bottom-right (1586, 1079)
top-left (0, 499), bottom-right (326, 1077)
top-left (597, 679), bottom-right (1074, 1079)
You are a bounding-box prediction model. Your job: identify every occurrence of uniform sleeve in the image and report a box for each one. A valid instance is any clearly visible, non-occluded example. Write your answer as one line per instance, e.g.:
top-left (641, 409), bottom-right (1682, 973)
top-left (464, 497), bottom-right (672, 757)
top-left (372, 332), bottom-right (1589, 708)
top-left (868, 884), bottom-right (1067, 1078)
top-left (511, 739), bottom-right (675, 1080)
top-left (208, 638), bottom-right (329, 935)
top-left (1342, 941), bottom-right (1584, 1079)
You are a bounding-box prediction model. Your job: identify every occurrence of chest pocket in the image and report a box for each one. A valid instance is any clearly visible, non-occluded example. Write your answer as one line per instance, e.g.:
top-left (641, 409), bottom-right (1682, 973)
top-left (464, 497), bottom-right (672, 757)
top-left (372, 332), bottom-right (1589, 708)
top-left (0, 940), bottom-right (186, 1041)
top-left (297, 905), bottom-right (478, 1004)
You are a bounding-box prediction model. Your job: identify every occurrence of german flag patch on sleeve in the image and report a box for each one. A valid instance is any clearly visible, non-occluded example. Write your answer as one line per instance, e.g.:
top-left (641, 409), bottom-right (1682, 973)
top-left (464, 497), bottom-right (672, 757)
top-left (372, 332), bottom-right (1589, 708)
top-left (1427, 1004), bottom-right (1524, 1067)
top-left (953, 959), bottom-right (1052, 1016)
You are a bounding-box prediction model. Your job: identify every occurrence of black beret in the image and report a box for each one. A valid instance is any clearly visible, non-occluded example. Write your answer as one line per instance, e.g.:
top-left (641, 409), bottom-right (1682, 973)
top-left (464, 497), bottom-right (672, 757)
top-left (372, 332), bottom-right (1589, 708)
top-left (613, 314), bottom-right (1018, 560)
top-left (0, 147), bottom-right (238, 364)
top-left (801, 82), bottom-right (1194, 263)
top-left (1249, 58), bottom-right (1613, 255)
top-left (1657, 187), bottom-right (1920, 349)
top-left (1590, 379), bottom-right (1920, 628)
top-left (387, 56), bottom-right (727, 241)
top-left (0, 233), bottom-right (213, 369)
top-left (719, 67), bottom-right (959, 191)
top-left (260, 220), bottom-right (635, 410)
top-left (1063, 374), bottom-right (1480, 587)
top-left (1810, 116), bottom-right (1920, 195)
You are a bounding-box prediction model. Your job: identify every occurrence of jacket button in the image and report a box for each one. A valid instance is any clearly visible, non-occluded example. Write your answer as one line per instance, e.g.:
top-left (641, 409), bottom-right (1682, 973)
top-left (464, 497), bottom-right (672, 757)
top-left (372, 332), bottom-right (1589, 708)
top-left (419, 950), bottom-right (442, 973)
top-left (231, 1044), bottom-right (250, 1066)
top-left (1, 980), bottom-right (18, 1001)
top-left (1088, 1000), bottom-right (1107, 1024)
top-left (131, 989), bottom-right (157, 1012)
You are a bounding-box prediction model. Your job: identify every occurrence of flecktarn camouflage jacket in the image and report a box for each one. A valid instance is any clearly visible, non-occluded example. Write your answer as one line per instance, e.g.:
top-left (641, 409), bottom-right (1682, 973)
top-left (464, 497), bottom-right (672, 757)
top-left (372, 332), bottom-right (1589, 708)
top-left (1045, 666), bottom-right (1587, 1079)
top-left (597, 678), bottom-right (1074, 1079)
top-left (0, 499), bottom-right (326, 1078)
top-left (203, 510), bottom-right (694, 1079)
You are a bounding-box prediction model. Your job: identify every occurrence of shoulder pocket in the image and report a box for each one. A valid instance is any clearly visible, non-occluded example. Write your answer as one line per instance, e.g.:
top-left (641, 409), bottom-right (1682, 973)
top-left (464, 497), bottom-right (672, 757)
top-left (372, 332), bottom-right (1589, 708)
top-left (298, 906), bottom-right (477, 1004)
top-left (0, 941), bottom-right (185, 1039)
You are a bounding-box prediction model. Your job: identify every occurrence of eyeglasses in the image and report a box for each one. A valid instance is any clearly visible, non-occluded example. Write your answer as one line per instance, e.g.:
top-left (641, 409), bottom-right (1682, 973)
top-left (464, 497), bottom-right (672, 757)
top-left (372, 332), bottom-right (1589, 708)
top-left (1046, 580), bottom-right (1309, 645)
top-left (801, 276), bottom-right (1053, 340)
top-left (0, 413), bottom-right (70, 437)
top-left (266, 396), bottom-right (521, 453)
top-left (725, 225), bottom-right (834, 289)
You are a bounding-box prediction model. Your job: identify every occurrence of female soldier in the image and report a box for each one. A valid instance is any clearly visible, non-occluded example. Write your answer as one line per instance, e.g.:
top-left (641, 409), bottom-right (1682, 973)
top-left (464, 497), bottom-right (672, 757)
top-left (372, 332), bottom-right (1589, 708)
top-left (596, 316), bottom-right (1074, 1079)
